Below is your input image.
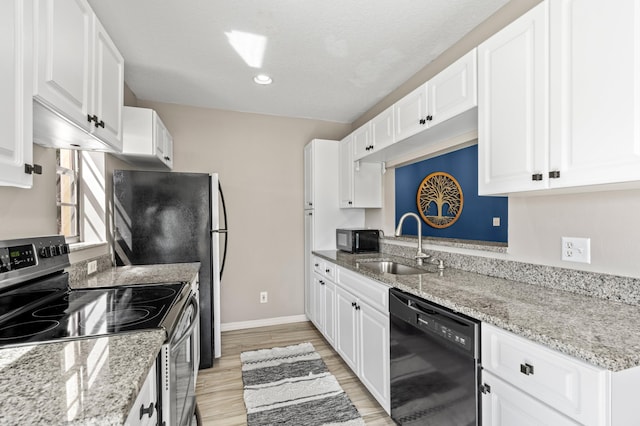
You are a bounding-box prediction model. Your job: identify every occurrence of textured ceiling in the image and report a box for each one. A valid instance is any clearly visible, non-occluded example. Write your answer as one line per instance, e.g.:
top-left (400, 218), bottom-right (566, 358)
top-left (88, 0), bottom-right (509, 123)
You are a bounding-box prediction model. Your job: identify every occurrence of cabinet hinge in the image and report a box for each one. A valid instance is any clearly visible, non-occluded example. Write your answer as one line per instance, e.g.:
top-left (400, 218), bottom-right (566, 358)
top-left (480, 383), bottom-right (491, 394)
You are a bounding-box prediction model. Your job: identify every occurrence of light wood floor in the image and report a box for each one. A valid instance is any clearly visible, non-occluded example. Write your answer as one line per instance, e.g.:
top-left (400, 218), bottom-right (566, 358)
top-left (195, 321), bottom-right (396, 425)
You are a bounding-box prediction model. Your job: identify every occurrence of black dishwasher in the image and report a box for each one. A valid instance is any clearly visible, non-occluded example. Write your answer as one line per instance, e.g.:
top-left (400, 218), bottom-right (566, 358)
top-left (389, 288), bottom-right (481, 426)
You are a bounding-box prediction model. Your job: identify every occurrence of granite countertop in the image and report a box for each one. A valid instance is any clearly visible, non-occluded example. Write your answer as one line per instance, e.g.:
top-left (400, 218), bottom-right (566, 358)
top-left (0, 262), bottom-right (201, 425)
top-left (0, 330), bottom-right (166, 425)
top-left (71, 262), bottom-right (201, 289)
top-left (314, 250), bottom-right (640, 372)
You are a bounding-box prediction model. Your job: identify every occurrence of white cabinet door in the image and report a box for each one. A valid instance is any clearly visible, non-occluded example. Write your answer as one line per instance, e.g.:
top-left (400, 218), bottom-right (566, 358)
top-left (358, 301), bottom-right (390, 412)
top-left (482, 371), bottom-right (580, 426)
top-left (428, 49), bottom-right (477, 127)
top-left (371, 106), bottom-right (395, 152)
top-left (477, 1), bottom-right (549, 195)
top-left (304, 211), bottom-right (314, 319)
top-left (303, 143), bottom-right (314, 209)
top-left (34, 0), bottom-right (93, 131)
top-left (162, 126), bottom-right (174, 168)
top-left (323, 280), bottom-right (337, 347)
top-left (339, 135), bottom-right (355, 208)
top-left (125, 360), bottom-right (158, 426)
top-left (353, 163), bottom-right (383, 208)
top-left (312, 275), bottom-right (325, 330)
top-left (91, 15), bottom-right (124, 150)
top-left (548, 0), bottom-right (640, 188)
top-left (0, 0), bottom-right (33, 188)
top-left (394, 83), bottom-right (428, 141)
top-left (352, 123), bottom-right (371, 161)
top-left (335, 285), bottom-right (359, 373)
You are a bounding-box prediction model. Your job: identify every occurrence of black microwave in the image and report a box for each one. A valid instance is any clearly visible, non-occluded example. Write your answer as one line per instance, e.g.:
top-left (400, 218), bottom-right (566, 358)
top-left (336, 229), bottom-right (380, 253)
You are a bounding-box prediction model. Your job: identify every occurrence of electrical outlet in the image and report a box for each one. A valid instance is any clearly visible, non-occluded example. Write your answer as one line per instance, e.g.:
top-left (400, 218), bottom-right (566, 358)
top-left (87, 260), bottom-right (97, 275)
top-left (260, 291), bottom-right (268, 304)
top-left (492, 217), bottom-right (500, 227)
top-left (561, 237), bottom-right (591, 264)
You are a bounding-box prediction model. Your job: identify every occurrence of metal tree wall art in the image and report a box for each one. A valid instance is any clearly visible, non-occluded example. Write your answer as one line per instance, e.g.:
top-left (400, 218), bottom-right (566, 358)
top-left (417, 172), bottom-right (464, 228)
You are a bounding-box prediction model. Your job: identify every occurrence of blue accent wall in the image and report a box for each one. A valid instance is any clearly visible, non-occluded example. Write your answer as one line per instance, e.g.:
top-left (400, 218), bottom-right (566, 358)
top-left (395, 145), bottom-right (508, 242)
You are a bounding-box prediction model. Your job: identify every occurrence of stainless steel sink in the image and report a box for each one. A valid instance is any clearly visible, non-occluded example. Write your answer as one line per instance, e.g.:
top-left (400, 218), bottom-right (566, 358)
top-left (357, 261), bottom-right (430, 275)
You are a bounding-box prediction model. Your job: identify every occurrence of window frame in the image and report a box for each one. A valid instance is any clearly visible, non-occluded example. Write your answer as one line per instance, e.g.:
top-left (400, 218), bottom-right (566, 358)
top-left (56, 149), bottom-right (81, 243)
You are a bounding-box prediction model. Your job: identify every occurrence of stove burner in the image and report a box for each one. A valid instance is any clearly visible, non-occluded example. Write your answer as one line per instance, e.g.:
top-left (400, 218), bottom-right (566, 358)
top-left (32, 304), bottom-right (68, 318)
top-left (130, 287), bottom-right (177, 304)
top-left (0, 320), bottom-right (60, 340)
top-left (105, 308), bottom-right (151, 326)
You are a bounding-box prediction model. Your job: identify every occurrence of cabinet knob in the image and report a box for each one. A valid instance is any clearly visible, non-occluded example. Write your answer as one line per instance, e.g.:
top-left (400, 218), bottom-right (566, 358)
top-left (520, 363), bottom-right (534, 376)
top-left (140, 402), bottom-right (155, 420)
top-left (314, 263), bottom-right (319, 267)
top-left (348, 201), bottom-right (352, 205)
top-left (531, 173), bottom-right (543, 181)
top-left (549, 170), bottom-right (560, 179)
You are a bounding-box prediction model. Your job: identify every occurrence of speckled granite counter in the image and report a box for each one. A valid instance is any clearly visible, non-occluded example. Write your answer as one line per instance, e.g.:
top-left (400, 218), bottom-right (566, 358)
top-left (70, 262), bottom-right (200, 289)
top-left (0, 262), bottom-right (200, 425)
top-left (314, 250), bottom-right (640, 372)
top-left (0, 330), bottom-right (165, 425)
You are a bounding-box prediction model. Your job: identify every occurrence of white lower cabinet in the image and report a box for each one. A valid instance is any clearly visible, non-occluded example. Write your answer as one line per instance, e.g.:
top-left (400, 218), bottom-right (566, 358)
top-left (333, 268), bottom-right (390, 414)
top-left (482, 371), bottom-right (580, 426)
top-left (482, 324), bottom-right (610, 425)
top-left (310, 257), bottom-right (336, 346)
top-left (125, 360), bottom-right (158, 426)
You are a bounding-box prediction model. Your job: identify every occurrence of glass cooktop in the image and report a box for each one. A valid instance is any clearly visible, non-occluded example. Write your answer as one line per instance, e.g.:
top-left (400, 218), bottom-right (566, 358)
top-left (0, 282), bottom-right (187, 348)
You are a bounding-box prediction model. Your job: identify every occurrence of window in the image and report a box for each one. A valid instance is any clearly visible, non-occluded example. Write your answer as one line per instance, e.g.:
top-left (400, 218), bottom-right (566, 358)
top-left (56, 149), bottom-right (80, 242)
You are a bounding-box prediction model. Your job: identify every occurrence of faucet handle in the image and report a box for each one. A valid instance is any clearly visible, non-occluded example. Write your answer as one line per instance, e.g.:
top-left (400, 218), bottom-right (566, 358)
top-left (430, 258), bottom-right (445, 270)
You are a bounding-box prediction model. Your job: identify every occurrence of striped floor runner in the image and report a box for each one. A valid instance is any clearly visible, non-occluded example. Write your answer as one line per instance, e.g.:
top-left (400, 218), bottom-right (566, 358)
top-left (241, 342), bottom-right (365, 425)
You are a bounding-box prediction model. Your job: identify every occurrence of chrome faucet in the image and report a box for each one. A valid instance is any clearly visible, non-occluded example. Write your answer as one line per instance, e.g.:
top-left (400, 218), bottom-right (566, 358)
top-left (395, 212), bottom-right (430, 265)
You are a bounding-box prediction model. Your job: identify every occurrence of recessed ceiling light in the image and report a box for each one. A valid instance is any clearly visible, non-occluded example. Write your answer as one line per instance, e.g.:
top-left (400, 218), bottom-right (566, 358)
top-left (254, 74), bottom-right (273, 85)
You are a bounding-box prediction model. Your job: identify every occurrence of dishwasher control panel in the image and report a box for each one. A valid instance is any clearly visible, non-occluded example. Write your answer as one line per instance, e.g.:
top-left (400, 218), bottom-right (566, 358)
top-left (417, 313), bottom-right (472, 352)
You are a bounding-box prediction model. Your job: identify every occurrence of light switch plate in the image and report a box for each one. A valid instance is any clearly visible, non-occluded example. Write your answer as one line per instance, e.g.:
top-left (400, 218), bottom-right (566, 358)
top-left (561, 237), bottom-right (591, 264)
top-left (492, 217), bottom-right (500, 227)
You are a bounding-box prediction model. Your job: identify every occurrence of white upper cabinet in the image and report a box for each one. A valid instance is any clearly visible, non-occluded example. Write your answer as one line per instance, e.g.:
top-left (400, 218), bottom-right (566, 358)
top-left (33, 0), bottom-right (124, 152)
top-left (339, 135), bottom-right (382, 209)
top-left (117, 107), bottom-right (173, 169)
top-left (370, 106), bottom-right (395, 152)
top-left (548, 0), bottom-right (640, 188)
top-left (91, 16), bottom-right (124, 149)
top-left (0, 0), bottom-right (34, 188)
top-left (394, 83), bottom-right (429, 142)
top-left (479, 0), bottom-right (640, 195)
top-left (428, 49), bottom-right (477, 127)
top-left (352, 122), bottom-right (372, 160)
top-left (478, 1), bottom-right (549, 195)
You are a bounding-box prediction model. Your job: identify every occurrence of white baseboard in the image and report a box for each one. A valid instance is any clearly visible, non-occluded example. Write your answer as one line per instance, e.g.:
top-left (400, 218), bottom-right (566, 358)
top-left (221, 314), bottom-right (309, 332)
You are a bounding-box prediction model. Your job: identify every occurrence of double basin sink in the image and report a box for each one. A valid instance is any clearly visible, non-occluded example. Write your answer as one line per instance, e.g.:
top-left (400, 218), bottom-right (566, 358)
top-left (356, 260), bottom-right (437, 276)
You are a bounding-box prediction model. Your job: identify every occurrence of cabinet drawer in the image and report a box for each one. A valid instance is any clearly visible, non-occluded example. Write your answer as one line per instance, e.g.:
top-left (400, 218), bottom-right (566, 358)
top-left (312, 257), bottom-right (324, 275)
top-left (323, 263), bottom-right (336, 281)
top-left (482, 371), bottom-right (581, 426)
top-left (482, 324), bottom-right (607, 425)
top-left (337, 266), bottom-right (388, 313)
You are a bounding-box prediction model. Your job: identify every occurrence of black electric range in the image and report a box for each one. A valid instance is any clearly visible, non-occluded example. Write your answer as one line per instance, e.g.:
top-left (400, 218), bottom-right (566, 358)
top-left (0, 236), bottom-right (189, 349)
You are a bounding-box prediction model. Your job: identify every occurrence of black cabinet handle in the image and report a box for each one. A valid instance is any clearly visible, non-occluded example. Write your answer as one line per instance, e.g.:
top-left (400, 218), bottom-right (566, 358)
top-left (520, 363), bottom-right (534, 376)
top-left (24, 164), bottom-right (43, 175)
top-left (549, 171), bottom-right (560, 179)
top-left (140, 402), bottom-right (154, 419)
top-left (314, 263), bottom-right (319, 267)
top-left (325, 269), bottom-right (330, 273)
top-left (95, 119), bottom-right (105, 128)
top-left (426, 115), bottom-right (433, 121)
top-left (419, 118), bottom-right (426, 125)
top-left (351, 302), bottom-right (357, 307)
top-left (348, 201), bottom-right (352, 205)
top-left (87, 114), bottom-right (98, 123)
top-left (319, 280), bottom-right (325, 285)
top-left (531, 173), bottom-right (543, 181)
top-left (355, 305), bottom-right (361, 311)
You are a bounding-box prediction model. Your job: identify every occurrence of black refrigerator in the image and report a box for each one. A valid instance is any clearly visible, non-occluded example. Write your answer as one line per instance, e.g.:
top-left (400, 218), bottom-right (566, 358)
top-left (113, 169), bottom-right (227, 369)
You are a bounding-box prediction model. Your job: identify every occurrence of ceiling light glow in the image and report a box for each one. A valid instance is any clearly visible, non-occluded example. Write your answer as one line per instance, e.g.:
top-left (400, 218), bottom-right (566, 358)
top-left (254, 74), bottom-right (273, 85)
top-left (225, 30), bottom-right (267, 68)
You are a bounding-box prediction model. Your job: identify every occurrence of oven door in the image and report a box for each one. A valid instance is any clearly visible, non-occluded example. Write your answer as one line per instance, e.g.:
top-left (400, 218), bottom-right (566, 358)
top-left (162, 295), bottom-right (199, 426)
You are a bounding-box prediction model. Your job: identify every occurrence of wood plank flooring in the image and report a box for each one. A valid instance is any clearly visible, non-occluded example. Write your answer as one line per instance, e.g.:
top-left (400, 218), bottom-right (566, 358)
top-left (195, 321), bottom-right (396, 425)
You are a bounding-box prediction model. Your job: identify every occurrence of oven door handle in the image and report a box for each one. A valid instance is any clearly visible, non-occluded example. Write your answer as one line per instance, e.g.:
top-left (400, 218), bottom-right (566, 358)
top-left (170, 295), bottom-right (199, 351)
